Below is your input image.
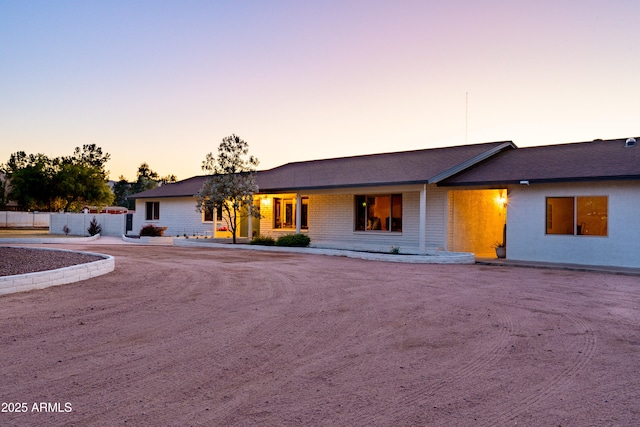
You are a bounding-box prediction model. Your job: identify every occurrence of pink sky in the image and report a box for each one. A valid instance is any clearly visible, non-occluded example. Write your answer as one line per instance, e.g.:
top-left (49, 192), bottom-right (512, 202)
top-left (1, 0), bottom-right (638, 181)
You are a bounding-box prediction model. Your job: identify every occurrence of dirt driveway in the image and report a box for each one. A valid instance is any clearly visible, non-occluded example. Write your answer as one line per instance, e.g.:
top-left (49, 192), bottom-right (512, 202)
top-left (1, 244), bottom-right (639, 426)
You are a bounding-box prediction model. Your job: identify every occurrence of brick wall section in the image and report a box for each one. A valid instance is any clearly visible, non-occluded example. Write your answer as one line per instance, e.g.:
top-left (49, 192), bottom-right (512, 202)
top-left (0, 251), bottom-right (115, 296)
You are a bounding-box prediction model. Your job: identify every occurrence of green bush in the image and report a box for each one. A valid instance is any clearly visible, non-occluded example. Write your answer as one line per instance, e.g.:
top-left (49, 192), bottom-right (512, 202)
top-left (275, 233), bottom-right (310, 247)
top-left (249, 235), bottom-right (276, 246)
top-left (140, 224), bottom-right (165, 237)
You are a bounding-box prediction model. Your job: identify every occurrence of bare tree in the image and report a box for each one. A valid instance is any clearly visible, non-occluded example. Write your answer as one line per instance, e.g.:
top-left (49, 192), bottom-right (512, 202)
top-left (196, 135), bottom-right (260, 243)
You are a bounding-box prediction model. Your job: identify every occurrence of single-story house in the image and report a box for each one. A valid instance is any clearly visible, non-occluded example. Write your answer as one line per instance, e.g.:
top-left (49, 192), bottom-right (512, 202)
top-left (129, 141), bottom-right (515, 255)
top-left (128, 136), bottom-right (640, 268)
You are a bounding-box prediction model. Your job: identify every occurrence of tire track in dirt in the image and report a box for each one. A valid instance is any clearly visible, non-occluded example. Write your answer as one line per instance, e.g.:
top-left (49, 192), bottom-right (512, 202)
top-left (351, 308), bottom-right (515, 426)
top-left (200, 260), bottom-right (371, 424)
top-left (221, 264), bottom-right (389, 425)
top-left (478, 314), bottom-right (597, 427)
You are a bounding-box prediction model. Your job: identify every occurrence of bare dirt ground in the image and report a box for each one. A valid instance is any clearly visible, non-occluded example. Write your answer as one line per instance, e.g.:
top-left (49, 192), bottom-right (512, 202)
top-left (1, 244), bottom-right (639, 426)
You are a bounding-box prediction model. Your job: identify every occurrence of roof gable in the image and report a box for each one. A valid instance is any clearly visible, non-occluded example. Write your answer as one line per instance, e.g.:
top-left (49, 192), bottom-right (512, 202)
top-left (440, 137), bottom-right (640, 186)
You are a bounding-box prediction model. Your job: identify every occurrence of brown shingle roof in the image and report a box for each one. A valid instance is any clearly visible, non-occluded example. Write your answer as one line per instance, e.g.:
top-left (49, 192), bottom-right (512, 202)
top-left (440, 137), bottom-right (640, 186)
top-left (256, 141), bottom-right (514, 192)
top-left (129, 141), bottom-right (515, 199)
top-left (127, 175), bottom-right (209, 199)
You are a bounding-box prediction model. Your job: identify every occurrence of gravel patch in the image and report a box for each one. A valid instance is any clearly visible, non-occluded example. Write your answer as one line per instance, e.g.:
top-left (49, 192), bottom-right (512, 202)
top-left (0, 247), bottom-right (102, 276)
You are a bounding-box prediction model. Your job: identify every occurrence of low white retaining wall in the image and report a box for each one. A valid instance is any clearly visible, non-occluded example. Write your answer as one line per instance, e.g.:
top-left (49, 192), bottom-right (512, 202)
top-left (0, 211), bottom-right (50, 228)
top-left (0, 248), bottom-right (115, 296)
top-left (0, 234), bottom-right (101, 244)
top-left (121, 235), bottom-right (174, 245)
top-left (175, 238), bottom-right (475, 264)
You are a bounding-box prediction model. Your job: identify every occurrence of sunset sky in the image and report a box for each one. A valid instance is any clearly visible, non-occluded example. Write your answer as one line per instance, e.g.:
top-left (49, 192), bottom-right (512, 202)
top-left (1, 0), bottom-right (638, 181)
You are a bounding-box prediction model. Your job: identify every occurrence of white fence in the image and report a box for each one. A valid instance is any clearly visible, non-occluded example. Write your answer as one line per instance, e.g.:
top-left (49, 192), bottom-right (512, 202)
top-left (50, 213), bottom-right (127, 237)
top-left (0, 212), bottom-right (50, 228)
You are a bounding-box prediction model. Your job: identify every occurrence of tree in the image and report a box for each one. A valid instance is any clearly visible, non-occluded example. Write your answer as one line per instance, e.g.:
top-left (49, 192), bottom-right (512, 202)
top-left (197, 134), bottom-right (260, 243)
top-left (4, 152), bottom-right (55, 211)
top-left (54, 162), bottom-right (114, 211)
top-left (114, 163), bottom-right (177, 209)
top-left (112, 175), bottom-right (132, 208)
top-left (2, 146), bottom-right (113, 212)
top-left (0, 172), bottom-right (7, 209)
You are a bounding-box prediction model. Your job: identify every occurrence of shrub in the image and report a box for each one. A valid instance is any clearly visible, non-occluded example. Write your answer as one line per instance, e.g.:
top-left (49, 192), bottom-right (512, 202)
top-left (140, 224), bottom-right (165, 237)
top-left (275, 233), bottom-right (310, 247)
top-left (249, 235), bottom-right (275, 246)
top-left (87, 217), bottom-right (102, 236)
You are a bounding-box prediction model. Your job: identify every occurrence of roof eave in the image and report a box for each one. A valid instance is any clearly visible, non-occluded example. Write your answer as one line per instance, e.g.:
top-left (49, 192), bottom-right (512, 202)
top-left (438, 175), bottom-right (640, 187)
top-left (257, 179), bottom-right (433, 193)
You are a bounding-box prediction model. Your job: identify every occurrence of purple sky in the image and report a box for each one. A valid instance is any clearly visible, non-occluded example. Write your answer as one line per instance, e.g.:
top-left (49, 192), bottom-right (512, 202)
top-left (1, 0), bottom-right (638, 181)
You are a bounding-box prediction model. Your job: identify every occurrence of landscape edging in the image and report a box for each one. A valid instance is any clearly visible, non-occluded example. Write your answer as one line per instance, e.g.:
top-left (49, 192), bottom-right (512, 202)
top-left (0, 247), bottom-right (115, 296)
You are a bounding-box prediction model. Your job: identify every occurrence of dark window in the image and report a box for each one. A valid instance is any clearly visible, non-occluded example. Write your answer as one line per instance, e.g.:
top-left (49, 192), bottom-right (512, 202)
top-left (203, 206), bottom-right (214, 222)
top-left (145, 201), bottom-right (159, 221)
top-left (274, 197), bottom-right (308, 229)
top-left (355, 194), bottom-right (402, 232)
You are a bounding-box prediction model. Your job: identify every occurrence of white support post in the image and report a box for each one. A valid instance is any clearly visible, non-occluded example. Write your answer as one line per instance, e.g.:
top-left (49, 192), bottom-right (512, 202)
top-left (295, 193), bottom-right (302, 234)
top-left (247, 196), bottom-right (253, 239)
top-left (419, 184), bottom-right (427, 254)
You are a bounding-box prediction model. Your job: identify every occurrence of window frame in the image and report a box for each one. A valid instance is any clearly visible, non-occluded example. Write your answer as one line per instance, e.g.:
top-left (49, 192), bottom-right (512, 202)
top-left (145, 201), bottom-right (160, 221)
top-left (273, 197), bottom-right (309, 230)
top-left (545, 196), bottom-right (608, 237)
top-left (354, 194), bottom-right (402, 232)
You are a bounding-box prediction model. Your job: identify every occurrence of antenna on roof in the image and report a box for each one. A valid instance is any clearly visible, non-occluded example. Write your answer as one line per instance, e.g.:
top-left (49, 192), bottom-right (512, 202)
top-left (465, 92), bottom-right (468, 144)
top-left (625, 137), bottom-right (636, 147)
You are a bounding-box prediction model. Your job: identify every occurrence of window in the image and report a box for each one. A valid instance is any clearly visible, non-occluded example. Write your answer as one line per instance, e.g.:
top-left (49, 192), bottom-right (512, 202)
top-left (355, 194), bottom-right (402, 232)
top-left (273, 197), bottom-right (308, 229)
top-left (300, 197), bottom-right (309, 230)
top-left (145, 201), bottom-right (159, 221)
top-left (203, 206), bottom-right (222, 222)
top-left (546, 196), bottom-right (607, 236)
top-left (203, 206), bottom-right (214, 222)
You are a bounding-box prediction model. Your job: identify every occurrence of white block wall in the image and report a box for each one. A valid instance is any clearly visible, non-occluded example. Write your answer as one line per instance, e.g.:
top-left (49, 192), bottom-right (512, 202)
top-left (0, 212), bottom-right (50, 228)
top-left (50, 213), bottom-right (126, 237)
top-left (506, 180), bottom-right (640, 268)
top-left (133, 197), bottom-right (213, 237)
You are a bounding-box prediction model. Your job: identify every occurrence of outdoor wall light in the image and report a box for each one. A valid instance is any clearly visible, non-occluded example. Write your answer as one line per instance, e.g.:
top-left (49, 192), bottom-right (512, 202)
top-left (496, 190), bottom-right (507, 208)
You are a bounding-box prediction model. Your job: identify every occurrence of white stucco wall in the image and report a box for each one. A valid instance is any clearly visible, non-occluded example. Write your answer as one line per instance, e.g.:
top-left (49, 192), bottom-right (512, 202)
top-left (506, 180), bottom-right (640, 268)
top-left (133, 197), bottom-right (213, 237)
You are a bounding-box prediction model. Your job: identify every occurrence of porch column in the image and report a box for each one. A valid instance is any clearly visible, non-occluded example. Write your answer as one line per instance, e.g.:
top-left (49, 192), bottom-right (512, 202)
top-left (247, 195), bottom-right (253, 239)
top-left (295, 193), bottom-right (302, 234)
top-left (419, 184), bottom-right (427, 254)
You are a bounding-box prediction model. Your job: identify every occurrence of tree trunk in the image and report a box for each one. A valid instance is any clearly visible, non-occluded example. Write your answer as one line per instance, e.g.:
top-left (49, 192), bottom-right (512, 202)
top-left (232, 206), bottom-right (237, 244)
